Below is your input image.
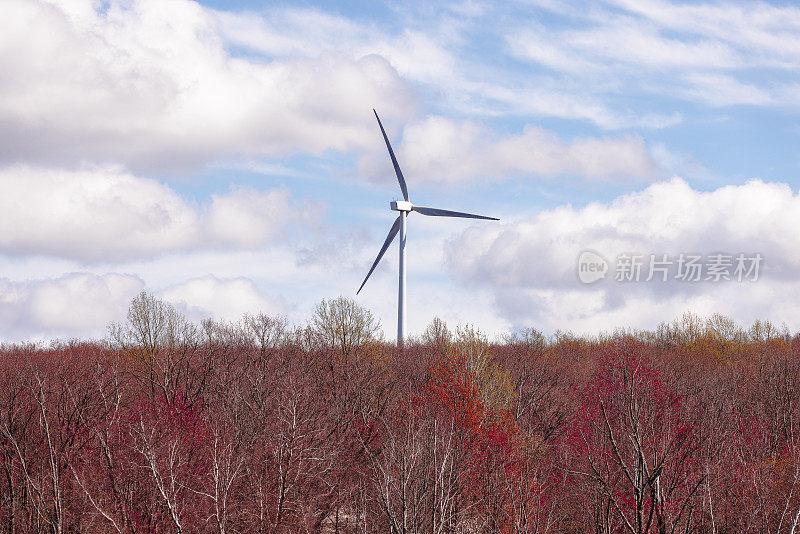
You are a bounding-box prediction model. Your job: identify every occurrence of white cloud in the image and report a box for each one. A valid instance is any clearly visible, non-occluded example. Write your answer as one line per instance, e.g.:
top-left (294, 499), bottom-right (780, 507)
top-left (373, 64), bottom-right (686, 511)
top-left (0, 272), bottom-right (144, 342)
top-left (0, 0), bottom-right (415, 170)
top-left (446, 177), bottom-right (800, 333)
top-left (3, 0), bottom-right (694, 139)
top-left (0, 164), bottom-right (313, 261)
top-left (0, 272), bottom-right (287, 341)
top-left (681, 73), bottom-right (774, 106)
top-left (214, 7), bottom-right (459, 87)
top-left (508, 20), bottom-right (738, 74)
top-left (206, 187), bottom-right (311, 248)
top-left (508, 0), bottom-right (800, 108)
top-left (212, 3), bottom-right (678, 129)
top-left (608, 0), bottom-right (800, 67)
top-left (359, 116), bottom-right (659, 184)
top-left (158, 275), bottom-right (286, 323)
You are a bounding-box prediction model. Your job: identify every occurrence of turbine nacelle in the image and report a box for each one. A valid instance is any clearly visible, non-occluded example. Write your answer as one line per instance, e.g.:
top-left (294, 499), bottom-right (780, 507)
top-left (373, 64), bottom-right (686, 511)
top-left (390, 200), bottom-right (413, 212)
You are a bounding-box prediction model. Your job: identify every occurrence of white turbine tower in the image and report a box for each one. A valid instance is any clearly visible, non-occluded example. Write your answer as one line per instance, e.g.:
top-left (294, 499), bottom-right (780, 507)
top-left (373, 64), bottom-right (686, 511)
top-left (357, 110), bottom-right (499, 345)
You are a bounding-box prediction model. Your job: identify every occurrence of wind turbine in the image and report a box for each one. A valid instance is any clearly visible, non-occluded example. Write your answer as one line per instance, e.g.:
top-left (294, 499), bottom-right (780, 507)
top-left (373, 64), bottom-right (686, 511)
top-left (357, 110), bottom-right (499, 345)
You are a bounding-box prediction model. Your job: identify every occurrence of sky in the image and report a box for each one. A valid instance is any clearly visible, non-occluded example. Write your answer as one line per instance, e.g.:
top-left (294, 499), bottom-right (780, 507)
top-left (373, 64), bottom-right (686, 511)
top-left (3, 0), bottom-right (800, 342)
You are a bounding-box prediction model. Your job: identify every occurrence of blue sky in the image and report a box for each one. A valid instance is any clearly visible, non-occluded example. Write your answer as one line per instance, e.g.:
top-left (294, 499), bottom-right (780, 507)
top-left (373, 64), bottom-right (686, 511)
top-left (2, 0), bottom-right (800, 341)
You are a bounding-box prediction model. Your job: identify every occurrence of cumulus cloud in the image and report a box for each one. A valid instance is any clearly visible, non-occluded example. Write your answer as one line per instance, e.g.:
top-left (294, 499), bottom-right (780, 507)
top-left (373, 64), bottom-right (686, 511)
top-left (0, 272), bottom-right (144, 341)
top-left (0, 272), bottom-right (286, 341)
top-left (158, 275), bottom-right (285, 323)
top-left (446, 178), bottom-right (800, 332)
top-left (6, 0), bottom-right (667, 138)
top-left (0, 0), bottom-right (415, 170)
top-left (360, 116), bottom-right (659, 184)
top-left (206, 187), bottom-right (313, 248)
top-left (0, 164), bottom-right (313, 261)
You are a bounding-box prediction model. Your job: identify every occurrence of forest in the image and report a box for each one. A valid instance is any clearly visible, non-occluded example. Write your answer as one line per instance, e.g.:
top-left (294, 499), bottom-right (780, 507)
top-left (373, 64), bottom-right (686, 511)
top-left (2, 292), bottom-right (800, 533)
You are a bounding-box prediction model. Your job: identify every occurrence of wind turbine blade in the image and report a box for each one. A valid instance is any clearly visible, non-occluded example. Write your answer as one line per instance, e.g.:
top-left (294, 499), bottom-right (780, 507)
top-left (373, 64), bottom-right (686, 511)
top-left (412, 206), bottom-right (499, 221)
top-left (373, 109), bottom-right (410, 202)
top-left (357, 215), bottom-right (402, 294)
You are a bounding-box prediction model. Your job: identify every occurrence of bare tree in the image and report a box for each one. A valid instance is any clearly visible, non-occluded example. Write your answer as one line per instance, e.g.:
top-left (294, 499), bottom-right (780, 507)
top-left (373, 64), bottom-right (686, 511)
top-left (311, 297), bottom-right (381, 355)
top-left (244, 313), bottom-right (289, 353)
top-left (109, 292), bottom-right (204, 403)
top-left (420, 317), bottom-right (451, 352)
top-left (110, 291), bottom-right (197, 355)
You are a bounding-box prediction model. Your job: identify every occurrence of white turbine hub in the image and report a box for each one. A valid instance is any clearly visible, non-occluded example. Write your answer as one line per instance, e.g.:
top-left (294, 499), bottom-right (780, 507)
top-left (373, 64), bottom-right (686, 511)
top-left (390, 200), bottom-right (413, 211)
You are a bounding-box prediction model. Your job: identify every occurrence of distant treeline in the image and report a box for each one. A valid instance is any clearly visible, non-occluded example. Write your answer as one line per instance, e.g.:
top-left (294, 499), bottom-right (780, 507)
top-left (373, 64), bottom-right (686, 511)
top-left (1, 292), bottom-right (799, 532)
